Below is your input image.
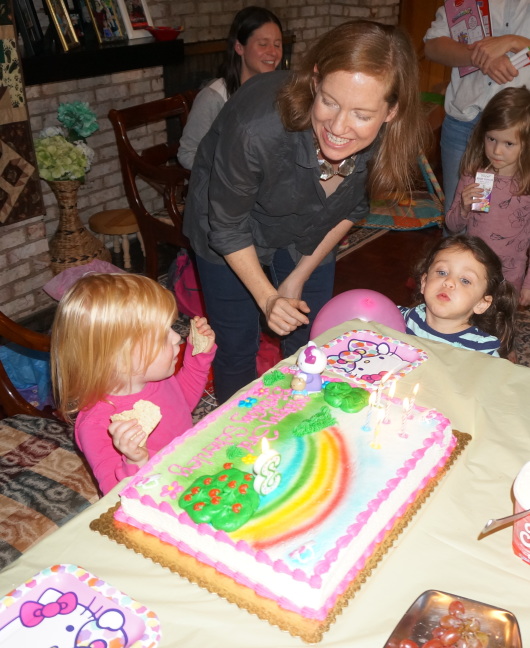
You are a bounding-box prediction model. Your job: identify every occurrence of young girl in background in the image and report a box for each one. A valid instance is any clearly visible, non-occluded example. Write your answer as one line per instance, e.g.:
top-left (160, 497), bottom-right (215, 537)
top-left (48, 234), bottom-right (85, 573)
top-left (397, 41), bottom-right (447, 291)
top-left (51, 273), bottom-right (216, 495)
top-left (399, 235), bottom-right (517, 357)
top-left (445, 87), bottom-right (530, 306)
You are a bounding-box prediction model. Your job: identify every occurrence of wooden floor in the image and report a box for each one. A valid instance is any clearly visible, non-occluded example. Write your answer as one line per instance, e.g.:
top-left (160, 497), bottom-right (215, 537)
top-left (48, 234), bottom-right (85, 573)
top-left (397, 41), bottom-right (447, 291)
top-left (333, 226), bottom-right (442, 307)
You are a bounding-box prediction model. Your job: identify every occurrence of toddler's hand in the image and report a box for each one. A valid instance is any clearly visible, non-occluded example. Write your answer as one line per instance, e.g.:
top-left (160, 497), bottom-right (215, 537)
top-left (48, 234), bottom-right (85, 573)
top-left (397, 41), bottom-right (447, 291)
top-left (519, 288), bottom-right (530, 308)
top-left (190, 316), bottom-right (216, 354)
top-left (109, 419), bottom-right (149, 466)
top-left (460, 183), bottom-right (480, 215)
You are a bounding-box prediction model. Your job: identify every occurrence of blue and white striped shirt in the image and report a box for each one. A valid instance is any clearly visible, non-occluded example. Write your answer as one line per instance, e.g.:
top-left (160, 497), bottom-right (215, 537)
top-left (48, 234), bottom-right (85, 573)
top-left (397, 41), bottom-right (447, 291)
top-left (398, 304), bottom-right (500, 357)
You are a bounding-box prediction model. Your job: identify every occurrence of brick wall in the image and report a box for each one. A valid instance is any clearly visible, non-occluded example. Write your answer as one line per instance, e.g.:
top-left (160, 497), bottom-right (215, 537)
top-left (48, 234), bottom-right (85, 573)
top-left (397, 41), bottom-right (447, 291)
top-left (2, 0), bottom-right (399, 321)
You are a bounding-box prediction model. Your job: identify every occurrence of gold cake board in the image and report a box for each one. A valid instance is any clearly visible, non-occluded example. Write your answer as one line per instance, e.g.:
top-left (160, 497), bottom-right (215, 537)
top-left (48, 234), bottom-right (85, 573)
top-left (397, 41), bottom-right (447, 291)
top-left (90, 431), bottom-right (471, 644)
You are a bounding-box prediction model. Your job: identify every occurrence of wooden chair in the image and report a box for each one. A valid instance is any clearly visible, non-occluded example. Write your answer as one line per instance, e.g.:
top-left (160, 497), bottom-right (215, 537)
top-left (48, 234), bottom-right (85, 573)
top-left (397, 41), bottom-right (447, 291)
top-left (108, 91), bottom-right (199, 279)
top-left (0, 311), bottom-right (55, 419)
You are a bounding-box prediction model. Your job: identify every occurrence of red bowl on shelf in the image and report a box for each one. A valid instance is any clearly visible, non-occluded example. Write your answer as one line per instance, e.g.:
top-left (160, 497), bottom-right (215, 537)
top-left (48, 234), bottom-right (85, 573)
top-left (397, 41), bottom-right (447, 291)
top-left (145, 26), bottom-right (183, 42)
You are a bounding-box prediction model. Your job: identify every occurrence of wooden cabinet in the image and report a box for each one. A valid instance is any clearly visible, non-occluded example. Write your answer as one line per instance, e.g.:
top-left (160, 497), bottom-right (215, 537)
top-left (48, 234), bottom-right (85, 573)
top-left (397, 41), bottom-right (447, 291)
top-left (399, 0), bottom-right (451, 94)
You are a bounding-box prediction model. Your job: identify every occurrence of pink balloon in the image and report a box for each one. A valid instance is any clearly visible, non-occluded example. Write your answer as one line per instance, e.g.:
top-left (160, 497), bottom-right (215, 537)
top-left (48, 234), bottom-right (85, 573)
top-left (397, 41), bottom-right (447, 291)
top-left (311, 289), bottom-right (406, 337)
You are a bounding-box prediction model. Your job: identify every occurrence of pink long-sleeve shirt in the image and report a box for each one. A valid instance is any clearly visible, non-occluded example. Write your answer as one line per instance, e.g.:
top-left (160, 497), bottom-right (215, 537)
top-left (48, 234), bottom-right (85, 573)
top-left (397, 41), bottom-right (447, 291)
top-left (446, 174), bottom-right (530, 292)
top-left (75, 342), bottom-right (215, 495)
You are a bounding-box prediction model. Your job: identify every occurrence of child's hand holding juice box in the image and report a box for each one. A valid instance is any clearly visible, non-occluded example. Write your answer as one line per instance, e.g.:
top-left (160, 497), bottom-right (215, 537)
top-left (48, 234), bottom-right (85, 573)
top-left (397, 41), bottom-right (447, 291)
top-left (471, 172), bottom-right (494, 212)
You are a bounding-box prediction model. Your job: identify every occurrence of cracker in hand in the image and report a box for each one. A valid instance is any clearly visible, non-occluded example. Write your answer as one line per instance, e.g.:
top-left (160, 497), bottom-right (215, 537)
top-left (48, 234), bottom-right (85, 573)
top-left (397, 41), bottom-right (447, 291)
top-left (190, 319), bottom-right (210, 356)
top-left (110, 400), bottom-right (162, 447)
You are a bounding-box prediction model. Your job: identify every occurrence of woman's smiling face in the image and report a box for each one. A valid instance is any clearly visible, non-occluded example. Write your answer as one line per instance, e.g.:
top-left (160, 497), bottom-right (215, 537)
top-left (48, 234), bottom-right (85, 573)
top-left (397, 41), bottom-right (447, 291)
top-left (311, 70), bottom-right (397, 163)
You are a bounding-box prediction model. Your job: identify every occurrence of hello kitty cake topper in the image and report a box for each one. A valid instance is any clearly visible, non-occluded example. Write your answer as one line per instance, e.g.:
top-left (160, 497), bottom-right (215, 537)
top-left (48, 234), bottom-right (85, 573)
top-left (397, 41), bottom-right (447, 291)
top-left (292, 341), bottom-right (328, 394)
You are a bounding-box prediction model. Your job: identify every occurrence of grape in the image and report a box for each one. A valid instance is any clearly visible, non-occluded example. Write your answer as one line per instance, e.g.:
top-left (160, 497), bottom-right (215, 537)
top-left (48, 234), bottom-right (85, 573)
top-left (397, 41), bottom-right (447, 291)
top-left (440, 614), bottom-right (463, 629)
top-left (423, 640), bottom-right (445, 648)
top-left (440, 629), bottom-right (462, 645)
top-left (448, 600), bottom-right (466, 618)
top-left (395, 599), bottom-right (487, 648)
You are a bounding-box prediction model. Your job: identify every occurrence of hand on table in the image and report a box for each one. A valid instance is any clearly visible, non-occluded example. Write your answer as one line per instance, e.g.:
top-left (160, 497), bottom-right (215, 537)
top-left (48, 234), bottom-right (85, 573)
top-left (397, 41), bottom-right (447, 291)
top-left (108, 419), bottom-right (149, 466)
top-left (264, 295), bottom-right (310, 336)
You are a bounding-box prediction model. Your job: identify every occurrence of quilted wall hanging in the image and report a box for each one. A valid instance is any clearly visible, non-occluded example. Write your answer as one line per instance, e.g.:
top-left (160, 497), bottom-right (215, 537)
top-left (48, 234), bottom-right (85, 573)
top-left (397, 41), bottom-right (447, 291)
top-left (0, 0), bottom-right (44, 226)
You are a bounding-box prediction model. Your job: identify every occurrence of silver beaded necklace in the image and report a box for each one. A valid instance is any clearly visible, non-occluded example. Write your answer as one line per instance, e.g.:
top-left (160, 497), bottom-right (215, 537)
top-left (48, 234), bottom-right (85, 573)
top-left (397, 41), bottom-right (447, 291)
top-left (316, 145), bottom-right (357, 181)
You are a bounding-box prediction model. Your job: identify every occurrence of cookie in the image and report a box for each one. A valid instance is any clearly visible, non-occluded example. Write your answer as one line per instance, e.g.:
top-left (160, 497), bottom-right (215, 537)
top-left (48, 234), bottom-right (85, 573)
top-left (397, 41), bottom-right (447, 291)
top-left (190, 319), bottom-right (210, 356)
top-left (110, 400), bottom-right (162, 447)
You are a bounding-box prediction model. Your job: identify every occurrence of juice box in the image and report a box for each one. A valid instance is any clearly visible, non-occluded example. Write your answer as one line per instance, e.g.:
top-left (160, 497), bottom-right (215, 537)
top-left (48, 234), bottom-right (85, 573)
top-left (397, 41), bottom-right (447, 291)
top-left (471, 172), bottom-right (494, 212)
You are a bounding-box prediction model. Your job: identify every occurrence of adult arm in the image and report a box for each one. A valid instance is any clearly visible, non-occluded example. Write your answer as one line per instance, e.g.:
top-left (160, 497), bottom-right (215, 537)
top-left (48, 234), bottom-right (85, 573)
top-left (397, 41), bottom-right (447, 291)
top-left (469, 35), bottom-right (530, 84)
top-left (277, 218), bottom-right (353, 300)
top-left (177, 86), bottom-right (226, 171)
top-left (424, 36), bottom-right (474, 68)
top-left (224, 246), bottom-right (310, 336)
top-left (424, 34), bottom-right (530, 86)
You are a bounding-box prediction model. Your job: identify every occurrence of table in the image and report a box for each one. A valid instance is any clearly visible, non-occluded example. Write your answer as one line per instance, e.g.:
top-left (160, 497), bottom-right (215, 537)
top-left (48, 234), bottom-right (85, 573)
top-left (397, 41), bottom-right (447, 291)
top-left (2, 319), bottom-right (530, 647)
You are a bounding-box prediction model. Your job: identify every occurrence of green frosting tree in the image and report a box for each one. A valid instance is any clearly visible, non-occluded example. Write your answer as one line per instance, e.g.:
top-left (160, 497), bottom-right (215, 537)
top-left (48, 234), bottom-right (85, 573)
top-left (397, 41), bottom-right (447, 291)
top-left (179, 466), bottom-right (260, 532)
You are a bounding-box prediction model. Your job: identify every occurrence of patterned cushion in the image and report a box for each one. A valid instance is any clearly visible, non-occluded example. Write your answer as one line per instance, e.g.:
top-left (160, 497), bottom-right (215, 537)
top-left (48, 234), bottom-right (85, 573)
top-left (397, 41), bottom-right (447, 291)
top-left (0, 415), bottom-right (99, 571)
top-left (356, 153), bottom-right (445, 231)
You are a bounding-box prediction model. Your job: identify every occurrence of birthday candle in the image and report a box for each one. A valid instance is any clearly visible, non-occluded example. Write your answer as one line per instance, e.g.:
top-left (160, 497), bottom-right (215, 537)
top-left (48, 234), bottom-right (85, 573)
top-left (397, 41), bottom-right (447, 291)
top-left (362, 391), bottom-right (377, 431)
top-left (383, 380), bottom-right (397, 424)
top-left (409, 383), bottom-right (419, 413)
top-left (370, 405), bottom-right (385, 449)
top-left (253, 438), bottom-right (282, 496)
top-left (374, 370), bottom-right (392, 417)
top-left (399, 397), bottom-right (410, 438)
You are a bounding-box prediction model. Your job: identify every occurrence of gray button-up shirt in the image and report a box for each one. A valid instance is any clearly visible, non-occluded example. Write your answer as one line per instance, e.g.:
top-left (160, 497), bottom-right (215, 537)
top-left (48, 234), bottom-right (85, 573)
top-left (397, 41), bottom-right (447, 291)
top-left (184, 71), bottom-right (374, 266)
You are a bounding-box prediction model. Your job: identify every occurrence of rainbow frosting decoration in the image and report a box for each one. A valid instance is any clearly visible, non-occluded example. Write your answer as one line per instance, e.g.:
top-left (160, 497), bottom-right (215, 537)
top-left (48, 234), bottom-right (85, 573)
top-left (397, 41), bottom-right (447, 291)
top-left (116, 366), bottom-right (455, 623)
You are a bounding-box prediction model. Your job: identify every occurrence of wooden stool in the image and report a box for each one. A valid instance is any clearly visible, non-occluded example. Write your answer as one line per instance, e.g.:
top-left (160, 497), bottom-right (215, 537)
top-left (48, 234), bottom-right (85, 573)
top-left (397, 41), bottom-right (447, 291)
top-left (88, 208), bottom-right (144, 269)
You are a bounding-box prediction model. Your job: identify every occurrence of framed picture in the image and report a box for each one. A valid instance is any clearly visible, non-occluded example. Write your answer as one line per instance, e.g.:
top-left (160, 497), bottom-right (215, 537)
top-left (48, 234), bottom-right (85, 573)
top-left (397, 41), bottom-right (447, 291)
top-left (85, 0), bottom-right (126, 43)
top-left (13, 0), bottom-right (44, 57)
top-left (66, 0), bottom-right (98, 43)
top-left (115, 0), bottom-right (151, 40)
top-left (43, 0), bottom-right (80, 51)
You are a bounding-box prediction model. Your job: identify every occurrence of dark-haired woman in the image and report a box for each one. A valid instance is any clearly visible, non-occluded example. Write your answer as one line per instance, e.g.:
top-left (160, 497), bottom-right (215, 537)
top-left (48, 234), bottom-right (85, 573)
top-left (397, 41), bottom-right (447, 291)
top-left (177, 6), bottom-right (282, 170)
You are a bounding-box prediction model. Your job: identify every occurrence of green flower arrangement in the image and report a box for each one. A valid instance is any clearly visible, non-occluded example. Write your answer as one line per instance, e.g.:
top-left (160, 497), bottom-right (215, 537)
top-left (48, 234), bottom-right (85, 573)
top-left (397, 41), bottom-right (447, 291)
top-left (35, 101), bottom-right (99, 182)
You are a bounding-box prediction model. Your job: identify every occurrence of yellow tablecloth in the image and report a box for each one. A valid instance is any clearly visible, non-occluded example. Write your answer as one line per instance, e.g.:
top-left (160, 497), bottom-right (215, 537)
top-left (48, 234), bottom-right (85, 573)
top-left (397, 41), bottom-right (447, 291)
top-left (1, 319), bottom-right (530, 647)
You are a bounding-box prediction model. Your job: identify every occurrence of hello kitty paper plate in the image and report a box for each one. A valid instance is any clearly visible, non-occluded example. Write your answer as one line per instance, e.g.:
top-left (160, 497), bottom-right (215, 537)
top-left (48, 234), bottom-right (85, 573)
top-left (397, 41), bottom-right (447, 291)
top-left (322, 329), bottom-right (428, 385)
top-left (0, 564), bottom-right (161, 648)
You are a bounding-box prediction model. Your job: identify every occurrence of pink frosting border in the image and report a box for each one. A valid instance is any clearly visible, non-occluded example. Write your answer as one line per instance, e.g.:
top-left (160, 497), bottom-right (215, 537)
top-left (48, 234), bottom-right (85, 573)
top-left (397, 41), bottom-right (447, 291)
top-left (116, 434), bottom-right (456, 620)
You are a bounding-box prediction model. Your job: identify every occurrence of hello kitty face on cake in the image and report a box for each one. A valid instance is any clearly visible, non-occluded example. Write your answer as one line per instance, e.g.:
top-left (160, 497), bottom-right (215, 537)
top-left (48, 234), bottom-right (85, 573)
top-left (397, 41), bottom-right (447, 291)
top-left (0, 587), bottom-right (128, 648)
top-left (327, 340), bottom-right (407, 383)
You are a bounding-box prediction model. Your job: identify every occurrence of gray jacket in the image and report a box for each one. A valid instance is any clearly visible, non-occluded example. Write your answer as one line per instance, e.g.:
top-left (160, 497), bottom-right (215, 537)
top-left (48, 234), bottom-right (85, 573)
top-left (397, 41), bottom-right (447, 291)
top-left (183, 71), bottom-right (373, 266)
